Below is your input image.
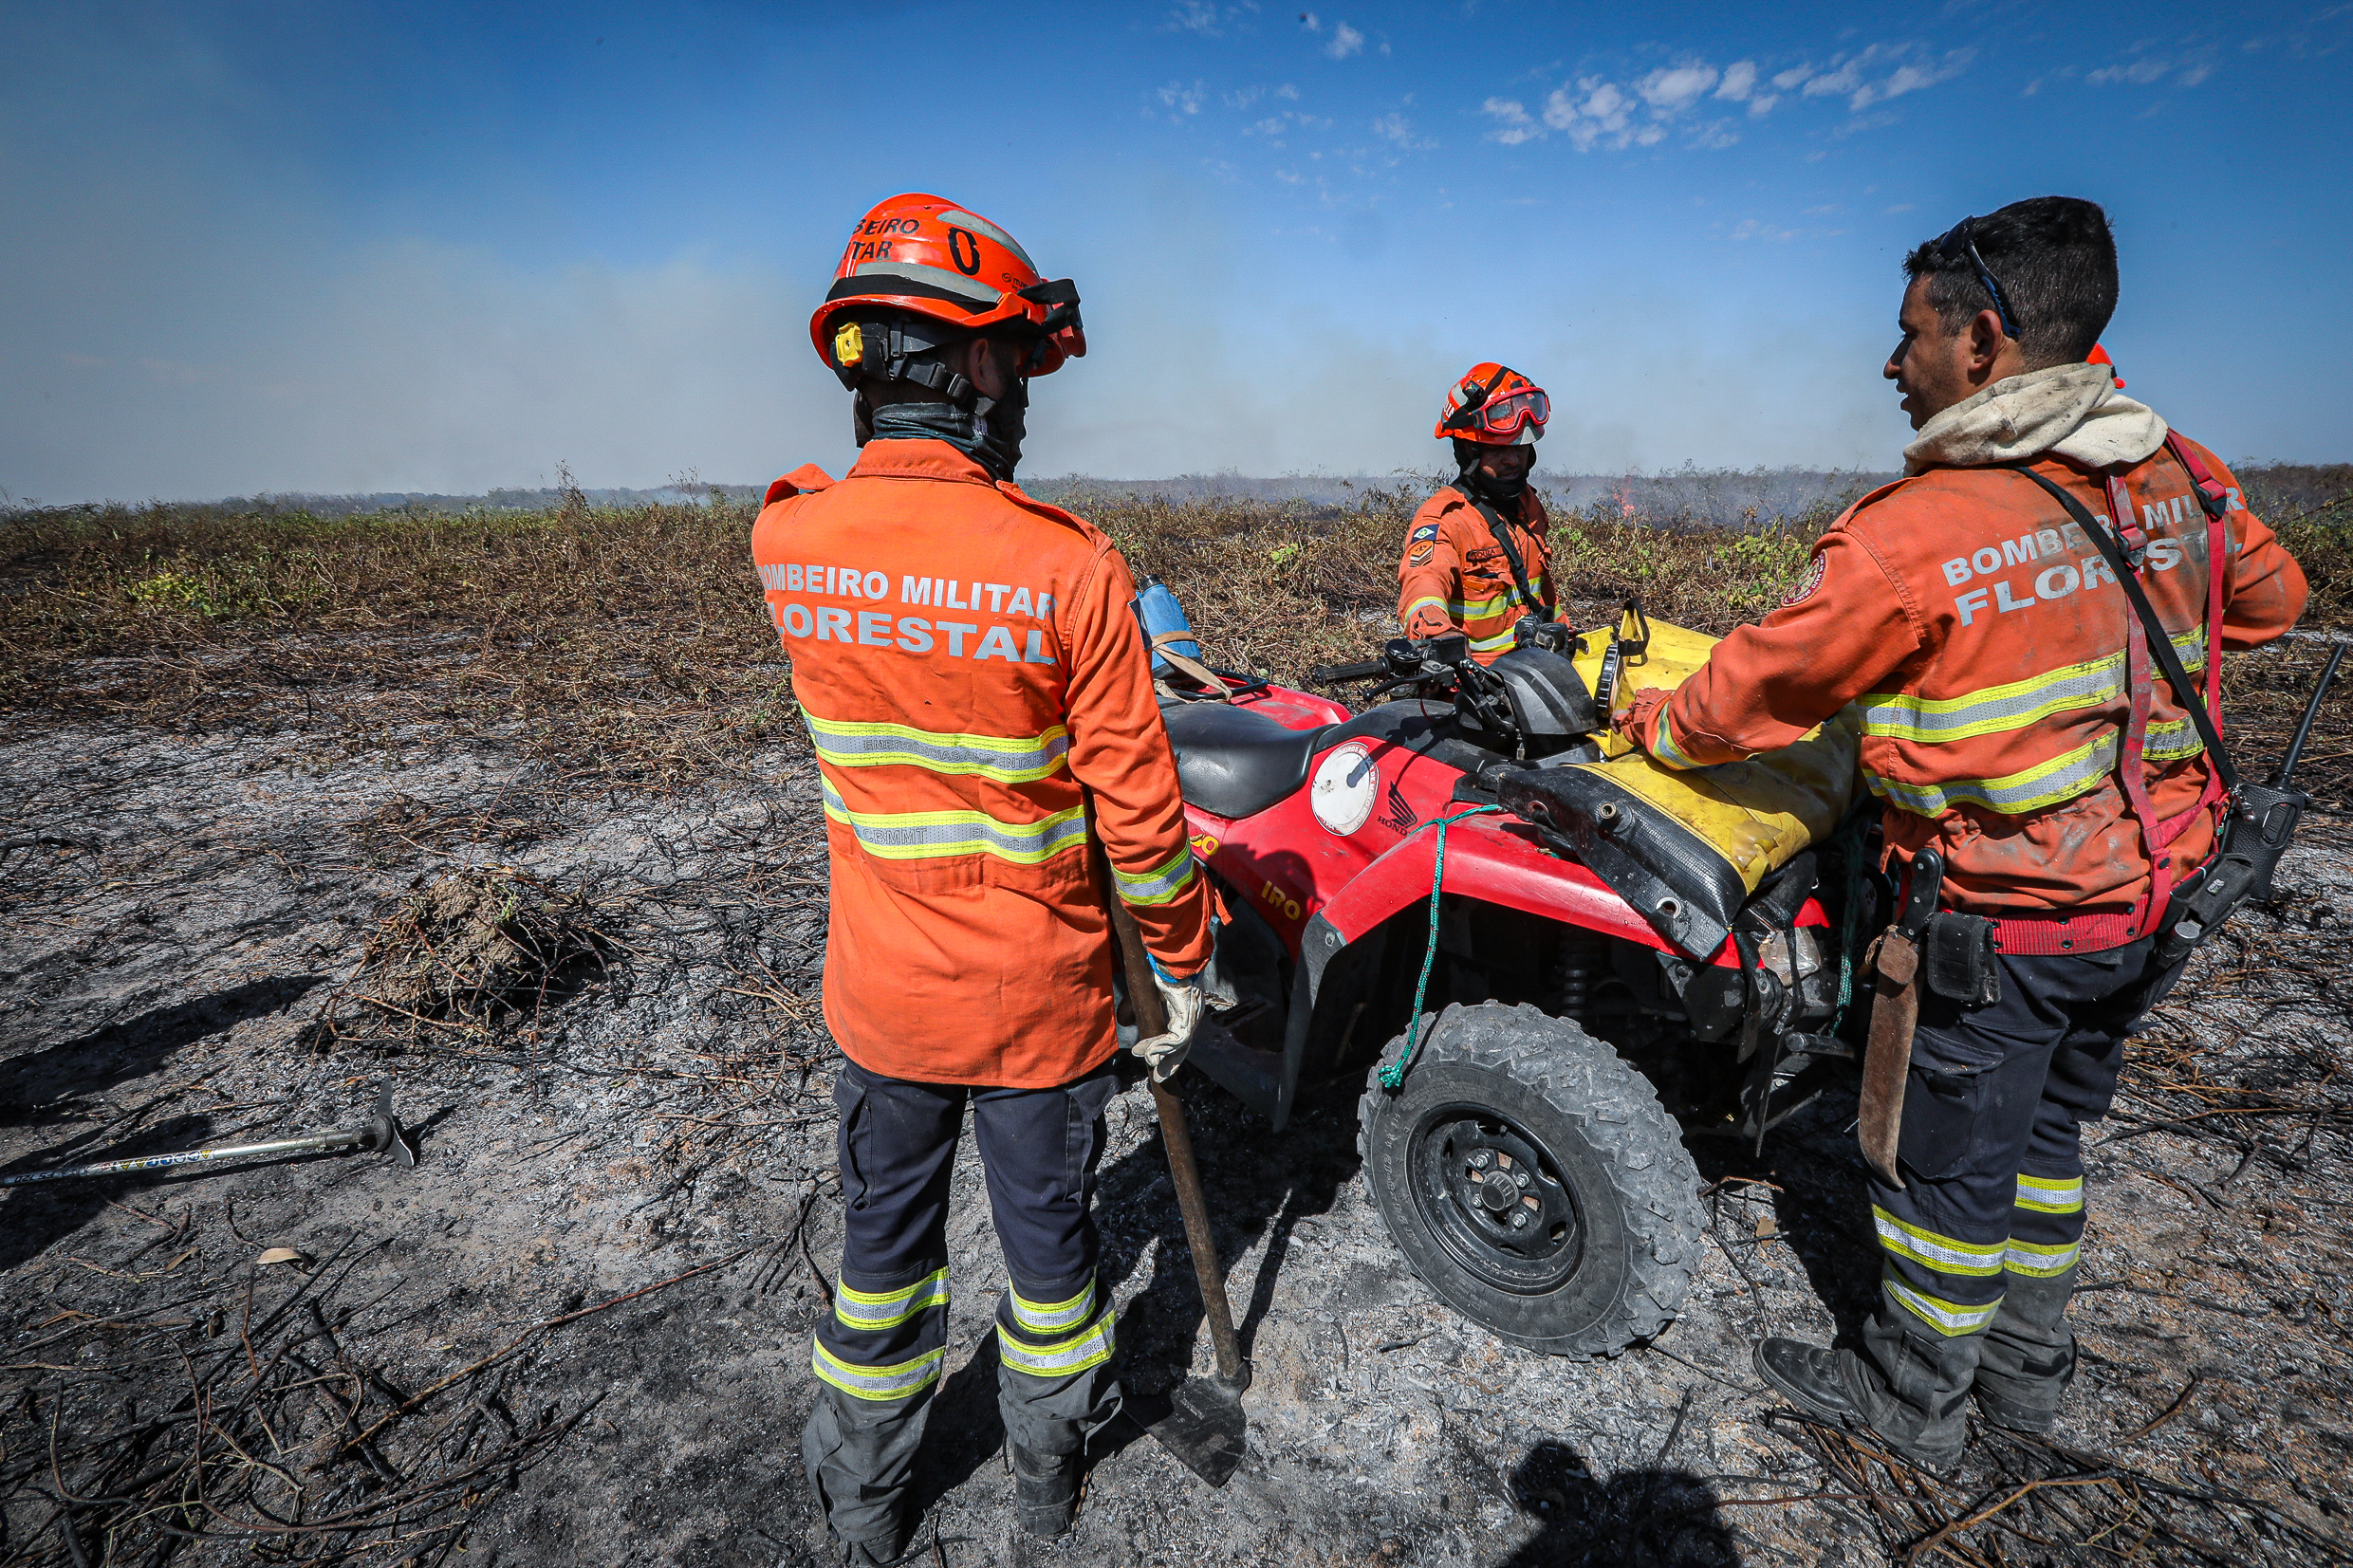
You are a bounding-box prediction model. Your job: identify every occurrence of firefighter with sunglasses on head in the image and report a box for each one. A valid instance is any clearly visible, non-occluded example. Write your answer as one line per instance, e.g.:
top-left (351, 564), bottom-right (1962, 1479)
top-left (1612, 196), bottom-right (2306, 1469)
top-left (1397, 364), bottom-right (1565, 663)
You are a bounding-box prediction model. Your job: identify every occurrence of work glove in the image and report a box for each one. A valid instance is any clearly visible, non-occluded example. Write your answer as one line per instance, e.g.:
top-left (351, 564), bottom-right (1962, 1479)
top-left (1613, 686), bottom-right (1672, 753)
top-left (1130, 954), bottom-right (1231, 1083)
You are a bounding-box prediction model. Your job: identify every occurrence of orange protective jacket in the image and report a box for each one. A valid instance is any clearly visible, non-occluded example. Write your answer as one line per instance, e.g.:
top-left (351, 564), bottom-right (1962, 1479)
top-left (1397, 486), bottom-right (1559, 663)
top-left (1620, 436), bottom-right (2307, 921)
top-left (750, 439), bottom-right (1213, 1088)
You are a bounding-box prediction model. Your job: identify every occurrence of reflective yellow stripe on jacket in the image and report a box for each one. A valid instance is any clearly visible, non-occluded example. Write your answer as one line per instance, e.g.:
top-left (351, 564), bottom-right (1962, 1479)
top-left (1862, 625), bottom-right (2209, 817)
top-left (1110, 845), bottom-right (1197, 907)
top-left (806, 711), bottom-right (1071, 784)
top-left (821, 781), bottom-right (1088, 865)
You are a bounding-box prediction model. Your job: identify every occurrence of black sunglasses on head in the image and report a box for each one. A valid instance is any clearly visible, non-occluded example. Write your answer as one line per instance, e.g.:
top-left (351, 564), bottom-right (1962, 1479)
top-left (1930, 216), bottom-right (2022, 341)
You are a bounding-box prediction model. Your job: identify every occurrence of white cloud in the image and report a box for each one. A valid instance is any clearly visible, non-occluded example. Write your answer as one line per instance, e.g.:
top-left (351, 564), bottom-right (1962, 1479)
top-left (2087, 49), bottom-right (2214, 87)
top-left (1638, 64), bottom-right (1719, 111)
top-left (1371, 111), bottom-right (1432, 149)
top-left (1166, 2), bottom-right (1221, 34)
top-left (1481, 96), bottom-right (1541, 144)
top-left (1472, 42), bottom-right (1977, 158)
top-left (1325, 20), bottom-right (1363, 59)
top-left (1299, 10), bottom-right (1319, 30)
top-left (1277, 83), bottom-right (1300, 99)
top-left (1158, 80), bottom-right (1207, 116)
top-left (1803, 62), bottom-right (1859, 98)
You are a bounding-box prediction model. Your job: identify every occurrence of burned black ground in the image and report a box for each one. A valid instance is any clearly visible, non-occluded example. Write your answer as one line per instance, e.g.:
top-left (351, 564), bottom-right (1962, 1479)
top-left (4, 476), bottom-right (2351, 1567)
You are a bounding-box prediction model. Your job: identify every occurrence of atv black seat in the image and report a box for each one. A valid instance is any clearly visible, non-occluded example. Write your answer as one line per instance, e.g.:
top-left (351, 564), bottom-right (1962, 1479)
top-left (1163, 702), bottom-right (1331, 820)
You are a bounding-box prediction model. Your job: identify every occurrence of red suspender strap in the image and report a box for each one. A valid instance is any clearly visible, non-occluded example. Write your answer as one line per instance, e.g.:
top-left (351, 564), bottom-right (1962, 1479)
top-left (2101, 470), bottom-right (2172, 938)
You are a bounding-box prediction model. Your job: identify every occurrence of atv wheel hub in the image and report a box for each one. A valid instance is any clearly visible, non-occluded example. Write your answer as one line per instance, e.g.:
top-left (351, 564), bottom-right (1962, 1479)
top-left (1411, 1108), bottom-right (1584, 1295)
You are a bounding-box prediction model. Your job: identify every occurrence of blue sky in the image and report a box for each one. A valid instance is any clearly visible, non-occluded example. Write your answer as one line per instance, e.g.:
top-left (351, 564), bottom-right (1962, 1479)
top-left (3, 1), bottom-right (2347, 501)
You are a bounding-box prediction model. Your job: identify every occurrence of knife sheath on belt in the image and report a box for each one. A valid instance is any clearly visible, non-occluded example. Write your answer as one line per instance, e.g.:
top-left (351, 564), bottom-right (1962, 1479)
top-left (1859, 849), bottom-right (1944, 1189)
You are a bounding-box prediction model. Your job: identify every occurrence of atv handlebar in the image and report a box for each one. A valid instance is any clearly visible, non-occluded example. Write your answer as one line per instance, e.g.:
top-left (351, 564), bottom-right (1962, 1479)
top-left (1307, 656), bottom-right (1392, 685)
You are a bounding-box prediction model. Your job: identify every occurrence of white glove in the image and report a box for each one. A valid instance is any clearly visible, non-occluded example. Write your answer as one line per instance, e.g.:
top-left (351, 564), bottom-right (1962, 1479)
top-left (1132, 968), bottom-right (1206, 1083)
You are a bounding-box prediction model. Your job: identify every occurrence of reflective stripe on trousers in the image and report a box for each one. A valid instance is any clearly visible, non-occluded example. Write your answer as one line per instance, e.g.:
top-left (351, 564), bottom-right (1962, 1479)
top-left (996, 1276), bottom-right (1118, 1381)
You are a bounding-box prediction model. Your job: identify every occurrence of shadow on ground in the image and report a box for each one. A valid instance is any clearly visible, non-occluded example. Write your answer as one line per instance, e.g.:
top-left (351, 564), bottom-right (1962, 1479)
top-left (1499, 1440), bottom-right (1739, 1566)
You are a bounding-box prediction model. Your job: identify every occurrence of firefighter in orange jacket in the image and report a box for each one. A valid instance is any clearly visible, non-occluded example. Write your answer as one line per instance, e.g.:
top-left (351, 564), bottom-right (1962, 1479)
top-left (1617, 197), bottom-right (2307, 1467)
top-left (1397, 364), bottom-right (1565, 663)
top-left (751, 194), bottom-right (1214, 1562)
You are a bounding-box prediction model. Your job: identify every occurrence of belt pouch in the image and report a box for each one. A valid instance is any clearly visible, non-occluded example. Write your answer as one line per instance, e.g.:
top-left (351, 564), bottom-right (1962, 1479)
top-left (1922, 911), bottom-right (2000, 1006)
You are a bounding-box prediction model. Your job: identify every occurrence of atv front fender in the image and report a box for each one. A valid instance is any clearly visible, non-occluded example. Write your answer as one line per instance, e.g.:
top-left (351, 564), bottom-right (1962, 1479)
top-left (1249, 815), bottom-right (1677, 1132)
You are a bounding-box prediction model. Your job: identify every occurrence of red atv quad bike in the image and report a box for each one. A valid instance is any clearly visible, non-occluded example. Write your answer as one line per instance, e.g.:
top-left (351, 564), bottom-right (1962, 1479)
top-left (1155, 609), bottom-right (1873, 1358)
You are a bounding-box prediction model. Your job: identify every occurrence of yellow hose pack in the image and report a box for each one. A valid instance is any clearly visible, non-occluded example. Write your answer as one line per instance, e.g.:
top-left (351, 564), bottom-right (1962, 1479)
top-left (1499, 614), bottom-right (1860, 957)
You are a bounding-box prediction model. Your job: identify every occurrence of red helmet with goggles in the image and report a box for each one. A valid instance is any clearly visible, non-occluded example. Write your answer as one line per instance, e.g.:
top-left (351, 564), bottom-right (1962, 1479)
top-left (810, 194), bottom-right (1086, 384)
top-left (1435, 363), bottom-right (1547, 447)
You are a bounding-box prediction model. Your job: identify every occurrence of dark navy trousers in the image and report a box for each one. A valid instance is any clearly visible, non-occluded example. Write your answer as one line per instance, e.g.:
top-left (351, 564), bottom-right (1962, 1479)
top-left (802, 1057), bottom-right (1121, 1545)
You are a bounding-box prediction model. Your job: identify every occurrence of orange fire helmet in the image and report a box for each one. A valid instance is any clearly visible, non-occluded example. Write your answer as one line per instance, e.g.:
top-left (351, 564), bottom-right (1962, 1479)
top-left (810, 193), bottom-right (1085, 382)
top-left (2087, 343), bottom-right (2124, 389)
top-left (1435, 363), bottom-right (1548, 446)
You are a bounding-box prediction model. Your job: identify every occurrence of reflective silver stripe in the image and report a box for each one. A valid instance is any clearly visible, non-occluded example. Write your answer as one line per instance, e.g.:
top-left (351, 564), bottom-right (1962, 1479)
top-left (1466, 622), bottom-right (1519, 653)
top-left (1651, 709), bottom-right (1702, 771)
top-left (811, 1341), bottom-right (946, 1401)
top-left (2143, 715), bottom-right (2204, 762)
top-left (1007, 1280), bottom-right (1095, 1335)
top-left (1402, 595), bottom-right (1449, 622)
top-left (1862, 653), bottom-right (2126, 743)
top-left (1882, 1275), bottom-right (2001, 1337)
top-left (939, 210), bottom-right (1037, 270)
top-left (834, 1267), bottom-right (950, 1333)
top-left (822, 781), bottom-right (1088, 866)
top-left (2014, 1173), bottom-right (2084, 1214)
top-left (850, 258), bottom-right (999, 304)
top-left (1111, 847), bottom-right (1196, 908)
top-left (2005, 1238), bottom-right (2081, 1278)
top-left (1867, 730), bottom-right (2118, 818)
top-left (997, 1313), bottom-right (1116, 1379)
top-left (1862, 626), bottom-right (2206, 744)
top-left (806, 711), bottom-right (1070, 784)
top-left (1453, 582), bottom-right (1538, 621)
top-left (1872, 1207), bottom-right (2005, 1278)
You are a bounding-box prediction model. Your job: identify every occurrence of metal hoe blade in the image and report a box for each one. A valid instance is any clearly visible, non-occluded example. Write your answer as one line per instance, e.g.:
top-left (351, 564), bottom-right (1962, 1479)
top-left (0, 1082), bottom-right (416, 1188)
top-left (1146, 1358), bottom-right (1251, 1488)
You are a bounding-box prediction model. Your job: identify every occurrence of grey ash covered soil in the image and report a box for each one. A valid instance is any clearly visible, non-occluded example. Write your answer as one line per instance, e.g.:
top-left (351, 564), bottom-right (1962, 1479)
top-left (5, 673), bottom-right (2353, 1566)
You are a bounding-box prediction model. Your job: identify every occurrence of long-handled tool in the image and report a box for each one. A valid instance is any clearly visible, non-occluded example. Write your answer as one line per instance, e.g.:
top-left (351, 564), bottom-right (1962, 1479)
top-left (0, 1084), bottom-right (416, 1188)
top-left (1103, 895), bottom-right (1252, 1488)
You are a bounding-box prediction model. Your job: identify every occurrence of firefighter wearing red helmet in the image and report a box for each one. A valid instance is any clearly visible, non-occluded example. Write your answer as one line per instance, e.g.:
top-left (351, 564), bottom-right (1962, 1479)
top-left (1396, 364), bottom-right (1566, 663)
top-left (754, 194), bottom-right (1213, 1562)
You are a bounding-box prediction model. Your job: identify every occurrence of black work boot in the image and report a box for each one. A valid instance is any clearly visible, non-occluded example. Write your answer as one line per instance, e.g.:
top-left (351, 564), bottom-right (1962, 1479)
top-left (1010, 1444), bottom-right (1082, 1539)
top-left (1754, 1337), bottom-right (1967, 1472)
top-left (1973, 1268), bottom-right (2079, 1433)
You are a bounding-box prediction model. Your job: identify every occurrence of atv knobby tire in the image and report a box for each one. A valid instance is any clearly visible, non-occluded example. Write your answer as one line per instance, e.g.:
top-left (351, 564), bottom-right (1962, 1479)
top-left (1357, 1002), bottom-right (1704, 1357)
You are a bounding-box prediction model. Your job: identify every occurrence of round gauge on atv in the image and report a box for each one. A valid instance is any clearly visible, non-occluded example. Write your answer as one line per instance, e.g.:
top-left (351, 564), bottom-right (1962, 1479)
top-left (1308, 741), bottom-right (1380, 836)
top-left (1358, 1002), bottom-right (1703, 1357)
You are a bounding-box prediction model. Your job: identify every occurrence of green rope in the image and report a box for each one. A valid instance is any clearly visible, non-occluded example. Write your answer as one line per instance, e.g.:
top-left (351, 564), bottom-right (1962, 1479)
top-left (1378, 804), bottom-right (1505, 1091)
